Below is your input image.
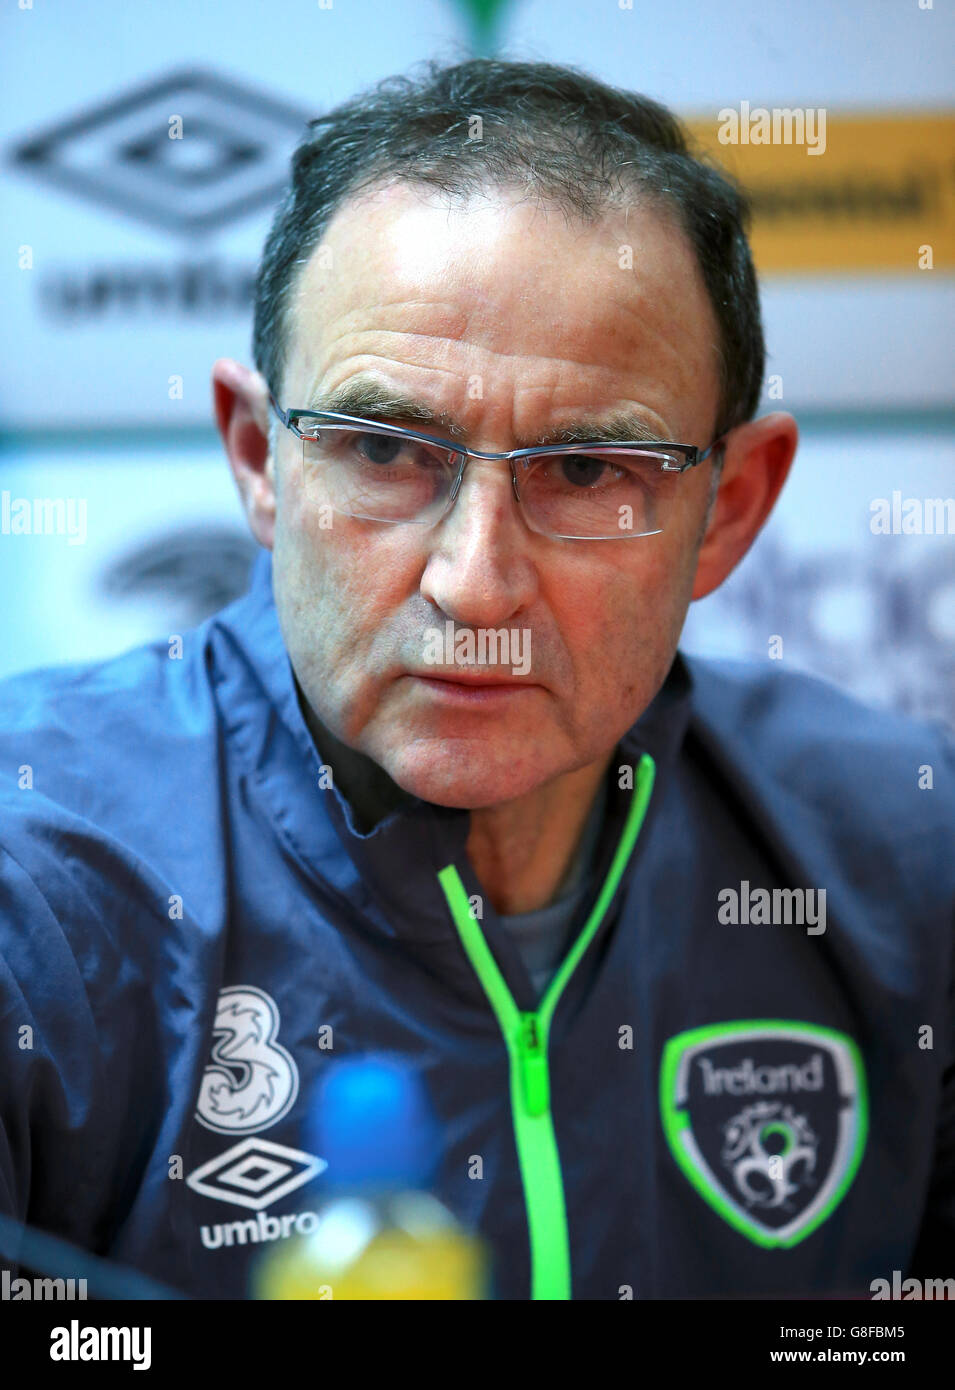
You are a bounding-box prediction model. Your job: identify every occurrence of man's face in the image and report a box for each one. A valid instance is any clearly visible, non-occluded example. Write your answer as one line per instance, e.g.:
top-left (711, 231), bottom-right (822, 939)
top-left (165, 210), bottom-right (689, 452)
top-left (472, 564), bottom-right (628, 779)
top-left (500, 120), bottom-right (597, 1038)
top-left (270, 182), bottom-right (722, 809)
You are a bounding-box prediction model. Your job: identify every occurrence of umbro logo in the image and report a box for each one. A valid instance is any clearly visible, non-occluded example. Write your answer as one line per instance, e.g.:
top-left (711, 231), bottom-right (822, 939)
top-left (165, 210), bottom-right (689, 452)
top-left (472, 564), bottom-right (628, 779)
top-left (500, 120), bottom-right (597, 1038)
top-left (7, 67), bottom-right (311, 235)
top-left (186, 1136), bottom-right (326, 1211)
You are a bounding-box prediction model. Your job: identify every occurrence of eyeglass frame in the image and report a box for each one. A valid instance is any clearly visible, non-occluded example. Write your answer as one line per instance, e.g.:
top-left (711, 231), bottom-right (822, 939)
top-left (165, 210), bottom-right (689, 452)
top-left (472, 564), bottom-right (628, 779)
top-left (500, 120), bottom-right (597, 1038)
top-left (268, 391), bottom-right (726, 539)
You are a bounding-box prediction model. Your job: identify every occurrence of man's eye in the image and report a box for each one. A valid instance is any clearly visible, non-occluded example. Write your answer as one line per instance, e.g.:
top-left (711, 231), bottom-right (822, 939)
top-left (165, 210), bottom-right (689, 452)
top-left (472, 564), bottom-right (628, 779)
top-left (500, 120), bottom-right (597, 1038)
top-left (337, 432), bottom-right (447, 473)
top-left (555, 453), bottom-right (620, 488)
top-left (355, 433), bottom-right (408, 467)
top-left (528, 452), bottom-right (630, 490)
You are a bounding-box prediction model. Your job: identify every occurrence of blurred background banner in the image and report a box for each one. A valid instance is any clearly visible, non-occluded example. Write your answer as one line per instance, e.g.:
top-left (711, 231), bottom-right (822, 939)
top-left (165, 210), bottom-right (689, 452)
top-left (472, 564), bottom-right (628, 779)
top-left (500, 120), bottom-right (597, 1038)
top-left (687, 111), bottom-right (955, 274)
top-left (1, 0), bottom-right (952, 726)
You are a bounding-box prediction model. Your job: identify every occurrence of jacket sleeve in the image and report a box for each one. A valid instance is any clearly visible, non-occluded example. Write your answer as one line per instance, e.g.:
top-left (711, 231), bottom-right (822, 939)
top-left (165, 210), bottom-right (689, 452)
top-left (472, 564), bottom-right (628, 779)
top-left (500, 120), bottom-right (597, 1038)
top-left (0, 841), bottom-right (83, 1234)
top-left (0, 843), bottom-right (64, 1274)
top-left (907, 907), bottom-right (955, 1275)
top-left (0, 937), bottom-right (26, 1274)
top-left (0, 836), bottom-right (135, 1270)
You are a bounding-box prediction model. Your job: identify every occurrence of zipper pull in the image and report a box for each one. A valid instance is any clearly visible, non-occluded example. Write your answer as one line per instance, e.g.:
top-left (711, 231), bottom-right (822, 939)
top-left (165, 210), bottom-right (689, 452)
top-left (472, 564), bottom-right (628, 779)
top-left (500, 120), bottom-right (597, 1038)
top-left (518, 1013), bottom-right (550, 1116)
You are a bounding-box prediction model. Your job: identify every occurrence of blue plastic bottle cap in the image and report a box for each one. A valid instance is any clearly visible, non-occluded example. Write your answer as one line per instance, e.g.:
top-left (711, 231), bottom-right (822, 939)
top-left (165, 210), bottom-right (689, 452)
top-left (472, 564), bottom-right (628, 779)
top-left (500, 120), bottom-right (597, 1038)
top-left (307, 1054), bottom-right (441, 1192)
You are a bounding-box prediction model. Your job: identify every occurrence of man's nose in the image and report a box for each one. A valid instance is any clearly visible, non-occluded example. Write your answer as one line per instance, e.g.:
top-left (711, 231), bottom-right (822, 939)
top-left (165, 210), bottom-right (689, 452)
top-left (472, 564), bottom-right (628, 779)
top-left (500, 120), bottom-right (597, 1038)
top-left (418, 457), bottom-right (539, 627)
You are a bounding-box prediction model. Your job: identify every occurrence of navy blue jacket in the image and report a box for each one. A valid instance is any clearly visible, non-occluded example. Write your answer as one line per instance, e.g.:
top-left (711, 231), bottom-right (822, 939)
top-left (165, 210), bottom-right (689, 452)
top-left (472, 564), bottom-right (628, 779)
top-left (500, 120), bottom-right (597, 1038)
top-left (0, 549), bottom-right (952, 1299)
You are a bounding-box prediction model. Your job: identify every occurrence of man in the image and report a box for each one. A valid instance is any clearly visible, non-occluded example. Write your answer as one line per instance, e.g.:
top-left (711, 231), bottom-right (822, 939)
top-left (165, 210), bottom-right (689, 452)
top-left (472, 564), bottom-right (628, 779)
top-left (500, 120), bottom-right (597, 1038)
top-left (0, 59), bottom-right (952, 1301)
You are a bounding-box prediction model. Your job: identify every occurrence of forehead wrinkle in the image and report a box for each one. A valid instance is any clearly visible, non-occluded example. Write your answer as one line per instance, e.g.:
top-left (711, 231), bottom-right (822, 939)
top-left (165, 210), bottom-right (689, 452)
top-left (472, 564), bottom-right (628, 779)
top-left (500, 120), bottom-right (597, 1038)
top-left (297, 307), bottom-right (683, 447)
top-left (303, 190), bottom-right (718, 428)
top-left (320, 325), bottom-right (650, 374)
top-left (305, 364), bottom-right (671, 449)
top-left (311, 328), bottom-right (682, 425)
top-left (306, 270), bottom-right (678, 377)
top-left (299, 263), bottom-right (700, 408)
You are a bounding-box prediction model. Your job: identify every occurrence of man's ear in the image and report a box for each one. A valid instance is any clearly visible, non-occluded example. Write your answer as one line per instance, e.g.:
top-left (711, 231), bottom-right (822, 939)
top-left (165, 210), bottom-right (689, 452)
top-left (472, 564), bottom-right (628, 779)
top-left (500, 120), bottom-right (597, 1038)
top-left (211, 357), bottom-right (275, 550)
top-left (691, 411), bottom-right (798, 601)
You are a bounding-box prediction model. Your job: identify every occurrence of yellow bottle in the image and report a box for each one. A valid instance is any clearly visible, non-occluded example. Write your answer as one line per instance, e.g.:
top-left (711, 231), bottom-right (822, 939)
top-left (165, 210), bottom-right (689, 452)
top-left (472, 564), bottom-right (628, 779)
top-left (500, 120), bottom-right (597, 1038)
top-left (252, 1056), bottom-right (489, 1300)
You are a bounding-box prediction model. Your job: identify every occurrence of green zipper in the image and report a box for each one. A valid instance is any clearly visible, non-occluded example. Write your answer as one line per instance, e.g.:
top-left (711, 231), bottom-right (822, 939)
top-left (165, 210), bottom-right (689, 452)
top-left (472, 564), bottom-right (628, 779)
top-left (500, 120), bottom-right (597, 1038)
top-left (437, 752), bottom-right (656, 1300)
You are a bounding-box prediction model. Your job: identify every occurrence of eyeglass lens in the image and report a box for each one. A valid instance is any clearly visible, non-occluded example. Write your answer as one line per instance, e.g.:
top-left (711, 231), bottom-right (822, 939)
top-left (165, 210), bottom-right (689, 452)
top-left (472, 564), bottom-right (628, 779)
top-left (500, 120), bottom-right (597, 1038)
top-left (298, 423), bottom-right (684, 538)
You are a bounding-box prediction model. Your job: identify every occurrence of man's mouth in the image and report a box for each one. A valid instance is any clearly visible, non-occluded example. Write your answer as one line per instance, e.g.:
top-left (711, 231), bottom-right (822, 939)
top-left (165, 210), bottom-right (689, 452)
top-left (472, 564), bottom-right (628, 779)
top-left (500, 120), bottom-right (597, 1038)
top-left (404, 671), bottom-right (540, 702)
top-left (411, 669), bottom-right (529, 686)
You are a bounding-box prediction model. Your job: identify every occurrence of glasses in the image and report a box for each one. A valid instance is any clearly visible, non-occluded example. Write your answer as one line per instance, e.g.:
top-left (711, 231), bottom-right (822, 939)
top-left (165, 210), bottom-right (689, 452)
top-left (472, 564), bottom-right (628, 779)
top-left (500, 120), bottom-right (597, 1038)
top-left (269, 394), bottom-right (724, 540)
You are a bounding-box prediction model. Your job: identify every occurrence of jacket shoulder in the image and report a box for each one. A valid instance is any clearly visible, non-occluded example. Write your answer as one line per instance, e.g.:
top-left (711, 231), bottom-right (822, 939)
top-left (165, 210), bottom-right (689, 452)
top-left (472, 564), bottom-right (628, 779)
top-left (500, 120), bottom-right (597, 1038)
top-left (681, 654), bottom-right (954, 862)
top-left (0, 632), bottom-right (211, 748)
top-left (0, 627), bottom-right (225, 890)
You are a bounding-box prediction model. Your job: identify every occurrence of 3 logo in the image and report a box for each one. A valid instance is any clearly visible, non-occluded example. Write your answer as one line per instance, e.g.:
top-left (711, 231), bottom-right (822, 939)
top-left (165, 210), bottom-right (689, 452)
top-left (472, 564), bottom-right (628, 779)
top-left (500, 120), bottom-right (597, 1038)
top-left (188, 985), bottom-right (325, 1214)
top-left (196, 984), bottom-right (298, 1135)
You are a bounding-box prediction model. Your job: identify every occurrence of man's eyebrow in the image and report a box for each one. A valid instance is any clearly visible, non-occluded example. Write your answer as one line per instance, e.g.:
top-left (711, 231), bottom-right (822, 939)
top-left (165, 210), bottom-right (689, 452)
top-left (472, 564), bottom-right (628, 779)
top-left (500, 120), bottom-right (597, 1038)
top-left (535, 414), bottom-right (664, 447)
top-left (302, 381), bottom-right (665, 447)
top-left (303, 382), bottom-right (469, 441)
